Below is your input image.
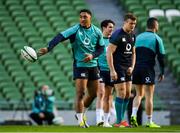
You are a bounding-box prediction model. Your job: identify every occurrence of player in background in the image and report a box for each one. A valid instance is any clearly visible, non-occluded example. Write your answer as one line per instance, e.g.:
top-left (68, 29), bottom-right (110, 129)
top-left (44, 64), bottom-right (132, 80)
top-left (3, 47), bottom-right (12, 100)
top-left (96, 19), bottom-right (115, 127)
top-left (130, 17), bottom-right (165, 128)
top-left (38, 9), bottom-right (104, 128)
top-left (107, 13), bottom-right (137, 127)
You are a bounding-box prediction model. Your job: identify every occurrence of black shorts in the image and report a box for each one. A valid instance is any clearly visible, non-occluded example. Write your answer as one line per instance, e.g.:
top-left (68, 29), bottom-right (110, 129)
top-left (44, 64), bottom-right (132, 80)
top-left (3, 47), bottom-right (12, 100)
top-left (113, 67), bottom-right (132, 84)
top-left (99, 70), bottom-right (114, 87)
top-left (132, 67), bottom-right (155, 84)
top-left (73, 67), bottom-right (100, 80)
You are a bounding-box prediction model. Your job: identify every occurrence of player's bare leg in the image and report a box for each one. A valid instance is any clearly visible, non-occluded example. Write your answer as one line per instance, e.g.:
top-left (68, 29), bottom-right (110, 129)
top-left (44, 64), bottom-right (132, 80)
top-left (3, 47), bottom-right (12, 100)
top-left (82, 80), bottom-right (98, 127)
top-left (131, 85), bottom-right (144, 127)
top-left (125, 81), bottom-right (132, 99)
top-left (96, 82), bottom-right (105, 126)
top-left (144, 84), bottom-right (160, 127)
top-left (75, 79), bottom-right (88, 127)
top-left (145, 85), bottom-right (154, 123)
top-left (103, 85), bottom-right (113, 127)
top-left (84, 80), bottom-right (98, 108)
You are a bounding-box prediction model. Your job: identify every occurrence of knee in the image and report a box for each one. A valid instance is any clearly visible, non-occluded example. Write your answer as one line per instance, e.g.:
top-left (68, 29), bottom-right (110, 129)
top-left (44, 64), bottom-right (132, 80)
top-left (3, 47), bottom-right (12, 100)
top-left (146, 97), bottom-right (153, 104)
top-left (97, 91), bottom-right (104, 100)
top-left (125, 92), bottom-right (131, 98)
top-left (76, 90), bottom-right (85, 100)
top-left (104, 95), bottom-right (110, 102)
top-left (116, 87), bottom-right (125, 97)
top-left (137, 95), bottom-right (143, 100)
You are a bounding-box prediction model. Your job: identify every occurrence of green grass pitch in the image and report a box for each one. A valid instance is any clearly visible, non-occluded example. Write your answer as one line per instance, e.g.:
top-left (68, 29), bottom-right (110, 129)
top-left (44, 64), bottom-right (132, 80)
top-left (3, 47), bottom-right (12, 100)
top-left (0, 125), bottom-right (180, 132)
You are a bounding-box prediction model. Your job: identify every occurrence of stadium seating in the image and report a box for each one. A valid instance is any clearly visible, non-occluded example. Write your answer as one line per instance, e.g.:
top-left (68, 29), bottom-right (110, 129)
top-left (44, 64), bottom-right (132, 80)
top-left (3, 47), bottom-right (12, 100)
top-left (0, 0), bottom-right (90, 110)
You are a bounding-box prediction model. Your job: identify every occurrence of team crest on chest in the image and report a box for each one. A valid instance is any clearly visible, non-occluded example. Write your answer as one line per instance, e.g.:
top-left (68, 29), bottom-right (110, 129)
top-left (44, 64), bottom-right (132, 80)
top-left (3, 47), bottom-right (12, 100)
top-left (132, 37), bottom-right (134, 42)
top-left (122, 37), bottom-right (126, 42)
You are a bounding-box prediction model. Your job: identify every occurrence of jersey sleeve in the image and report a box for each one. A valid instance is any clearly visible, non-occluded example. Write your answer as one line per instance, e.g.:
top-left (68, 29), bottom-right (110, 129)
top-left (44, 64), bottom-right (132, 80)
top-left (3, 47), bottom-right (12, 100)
top-left (109, 31), bottom-right (120, 46)
top-left (47, 24), bottom-right (79, 51)
top-left (156, 35), bottom-right (165, 54)
top-left (93, 26), bottom-right (104, 46)
top-left (99, 34), bottom-right (104, 47)
top-left (156, 35), bottom-right (165, 74)
top-left (61, 24), bottom-right (80, 39)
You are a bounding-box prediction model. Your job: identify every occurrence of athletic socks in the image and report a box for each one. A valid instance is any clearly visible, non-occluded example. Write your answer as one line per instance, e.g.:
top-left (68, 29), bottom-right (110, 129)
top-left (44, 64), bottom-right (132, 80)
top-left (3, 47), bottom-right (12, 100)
top-left (147, 115), bottom-right (152, 124)
top-left (76, 113), bottom-right (83, 124)
top-left (122, 98), bottom-right (129, 119)
top-left (96, 108), bottom-right (104, 124)
top-left (131, 107), bottom-right (138, 117)
top-left (115, 97), bottom-right (124, 123)
top-left (104, 113), bottom-right (110, 124)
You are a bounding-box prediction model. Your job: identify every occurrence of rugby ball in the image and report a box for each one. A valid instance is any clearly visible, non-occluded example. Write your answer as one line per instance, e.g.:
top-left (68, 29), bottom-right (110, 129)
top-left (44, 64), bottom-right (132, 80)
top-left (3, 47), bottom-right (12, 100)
top-left (52, 116), bottom-right (64, 125)
top-left (21, 46), bottom-right (37, 62)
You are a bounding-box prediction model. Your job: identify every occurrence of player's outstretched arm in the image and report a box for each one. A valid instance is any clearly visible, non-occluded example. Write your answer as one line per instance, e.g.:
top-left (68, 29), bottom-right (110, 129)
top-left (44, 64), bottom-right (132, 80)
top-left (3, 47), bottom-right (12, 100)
top-left (37, 33), bottom-right (67, 57)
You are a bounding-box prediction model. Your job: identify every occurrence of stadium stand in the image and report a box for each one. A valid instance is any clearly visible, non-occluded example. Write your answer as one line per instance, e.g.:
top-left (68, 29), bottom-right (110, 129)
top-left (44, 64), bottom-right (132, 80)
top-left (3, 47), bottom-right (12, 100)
top-left (0, 0), bottom-right (91, 110)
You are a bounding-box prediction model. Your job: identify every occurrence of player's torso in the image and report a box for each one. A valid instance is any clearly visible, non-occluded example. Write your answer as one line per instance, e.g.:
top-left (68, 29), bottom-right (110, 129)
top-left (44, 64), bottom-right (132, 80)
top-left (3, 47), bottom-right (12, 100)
top-left (113, 29), bottom-right (135, 68)
top-left (72, 25), bottom-right (102, 67)
top-left (135, 32), bottom-right (157, 68)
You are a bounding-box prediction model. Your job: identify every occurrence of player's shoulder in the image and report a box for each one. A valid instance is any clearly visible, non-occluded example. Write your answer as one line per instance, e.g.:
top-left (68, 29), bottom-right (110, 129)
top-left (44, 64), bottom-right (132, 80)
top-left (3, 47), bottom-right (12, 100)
top-left (61, 24), bottom-right (80, 36)
top-left (70, 24), bottom-right (80, 30)
top-left (112, 28), bottom-right (124, 37)
top-left (155, 33), bottom-right (164, 45)
top-left (154, 33), bottom-right (162, 40)
top-left (91, 24), bottom-right (102, 35)
top-left (137, 31), bottom-right (154, 39)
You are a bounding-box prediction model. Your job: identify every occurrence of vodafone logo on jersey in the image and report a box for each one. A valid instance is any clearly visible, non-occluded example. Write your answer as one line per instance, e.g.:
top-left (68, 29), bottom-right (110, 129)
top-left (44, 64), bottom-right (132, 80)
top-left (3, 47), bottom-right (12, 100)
top-left (126, 43), bottom-right (131, 51)
top-left (124, 43), bottom-right (132, 54)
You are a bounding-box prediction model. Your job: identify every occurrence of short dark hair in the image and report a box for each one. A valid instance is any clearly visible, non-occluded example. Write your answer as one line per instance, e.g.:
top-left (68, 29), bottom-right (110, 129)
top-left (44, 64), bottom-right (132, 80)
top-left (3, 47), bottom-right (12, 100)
top-left (124, 13), bottom-right (137, 21)
top-left (147, 17), bottom-right (158, 29)
top-left (79, 9), bottom-right (92, 16)
top-left (100, 19), bottom-right (115, 29)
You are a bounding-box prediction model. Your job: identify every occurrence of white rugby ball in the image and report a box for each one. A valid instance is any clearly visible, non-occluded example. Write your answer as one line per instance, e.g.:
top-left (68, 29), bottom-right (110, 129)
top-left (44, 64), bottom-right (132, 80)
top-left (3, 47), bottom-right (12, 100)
top-left (52, 117), bottom-right (64, 125)
top-left (21, 46), bottom-right (37, 62)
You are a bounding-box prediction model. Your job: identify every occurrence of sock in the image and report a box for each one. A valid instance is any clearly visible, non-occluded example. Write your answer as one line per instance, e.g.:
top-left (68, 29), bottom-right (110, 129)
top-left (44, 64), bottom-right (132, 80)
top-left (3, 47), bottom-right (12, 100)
top-left (76, 113), bottom-right (83, 124)
top-left (101, 109), bottom-right (104, 121)
top-left (110, 103), bottom-right (116, 117)
top-left (122, 98), bottom-right (129, 120)
top-left (147, 115), bottom-right (152, 124)
top-left (131, 107), bottom-right (138, 117)
top-left (109, 107), bottom-right (116, 124)
top-left (104, 113), bottom-right (110, 124)
top-left (115, 97), bottom-right (124, 123)
top-left (96, 108), bottom-right (103, 124)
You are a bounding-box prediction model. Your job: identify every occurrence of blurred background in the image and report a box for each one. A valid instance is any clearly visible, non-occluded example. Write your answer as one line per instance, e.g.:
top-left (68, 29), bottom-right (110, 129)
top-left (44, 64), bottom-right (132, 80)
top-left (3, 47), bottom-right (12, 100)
top-left (0, 0), bottom-right (179, 125)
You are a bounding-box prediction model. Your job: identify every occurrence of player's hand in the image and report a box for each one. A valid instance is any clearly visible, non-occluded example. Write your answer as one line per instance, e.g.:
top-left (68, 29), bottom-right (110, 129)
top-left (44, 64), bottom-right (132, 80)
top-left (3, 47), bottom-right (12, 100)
top-left (83, 53), bottom-right (93, 62)
top-left (110, 70), bottom-right (118, 81)
top-left (39, 113), bottom-right (45, 118)
top-left (158, 74), bottom-right (164, 82)
top-left (37, 47), bottom-right (48, 56)
top-left (127, 67), bottom-right (133, 76)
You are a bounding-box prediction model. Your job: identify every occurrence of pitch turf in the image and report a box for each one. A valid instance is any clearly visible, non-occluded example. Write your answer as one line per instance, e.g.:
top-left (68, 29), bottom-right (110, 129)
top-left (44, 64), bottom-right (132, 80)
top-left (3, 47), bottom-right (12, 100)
top-left (0, 126), bottom-right (180, 132)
